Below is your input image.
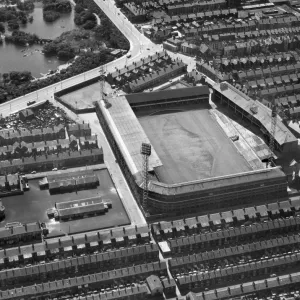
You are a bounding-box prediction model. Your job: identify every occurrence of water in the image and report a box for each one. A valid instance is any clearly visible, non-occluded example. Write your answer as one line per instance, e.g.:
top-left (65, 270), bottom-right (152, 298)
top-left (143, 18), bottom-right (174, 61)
top-left (0, 4), bottom-right (76, 78)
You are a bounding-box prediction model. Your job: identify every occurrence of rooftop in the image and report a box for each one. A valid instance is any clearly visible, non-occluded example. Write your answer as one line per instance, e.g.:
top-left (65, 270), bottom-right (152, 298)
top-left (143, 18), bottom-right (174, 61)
top-left (148, 166), bottom-right (284, 195)
top-left (99, 97), bottom-right (162, 175)
top-left (126, 86), bottom-right (209, 105)
top-left (214, 83), bottom-right (297, 145)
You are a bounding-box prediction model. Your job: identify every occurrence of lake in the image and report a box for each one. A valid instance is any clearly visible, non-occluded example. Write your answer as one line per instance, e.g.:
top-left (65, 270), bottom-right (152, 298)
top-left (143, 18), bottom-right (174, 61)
top-left (0, 4), bottom-right (76, 78)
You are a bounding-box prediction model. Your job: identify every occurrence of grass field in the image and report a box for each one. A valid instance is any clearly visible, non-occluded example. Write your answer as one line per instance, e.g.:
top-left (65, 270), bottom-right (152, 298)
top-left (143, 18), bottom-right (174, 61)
top-left (137, 105), bottom-right (252, 184)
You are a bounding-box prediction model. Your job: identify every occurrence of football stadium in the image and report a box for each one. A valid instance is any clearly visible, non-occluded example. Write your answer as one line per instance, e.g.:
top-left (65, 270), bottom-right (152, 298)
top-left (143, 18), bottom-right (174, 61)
top-left (95, 84), bottom-right (293, 220)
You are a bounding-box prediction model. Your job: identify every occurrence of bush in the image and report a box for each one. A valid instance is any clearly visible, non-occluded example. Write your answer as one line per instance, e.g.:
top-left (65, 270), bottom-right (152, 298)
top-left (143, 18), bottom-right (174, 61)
top-left (42, 0), bottom-right (71, 22)
top-left (7, 20), bottom-right (19, 30)
top-left (43, 0), bottom-right (71, 13)
top-left (82, 20), bottom-right (96, 29)
top-left (74, 4), bottom-right (84, 13)
top-left (43, 10), bottom-right (60, 22)
top-left (5, 30), bottom-right (39, 45)
top-left (17, 0), bottom-right (34, 11)
top-left (74, 9), bottom-right (96, 26)
top-left (43, 41), bottom-right (75, 59)
top-left (0, 22), bottom-right (5, 33)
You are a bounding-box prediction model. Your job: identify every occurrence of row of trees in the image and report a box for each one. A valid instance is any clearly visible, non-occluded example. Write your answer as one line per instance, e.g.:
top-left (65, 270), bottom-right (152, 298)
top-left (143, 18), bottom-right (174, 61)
top-left (0, 50), bottom-right (114, 103)
top-left (2, 71), bottom-right (33, 84)
top-left (5, 30), bottom-right (39, 46)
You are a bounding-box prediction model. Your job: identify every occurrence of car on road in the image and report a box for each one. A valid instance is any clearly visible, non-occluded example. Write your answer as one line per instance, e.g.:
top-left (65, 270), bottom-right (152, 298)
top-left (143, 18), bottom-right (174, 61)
top-left (126, 54), bottom-right (131, 58)
top-left (118, 13), bottom-right (120, 15)
top-left (230, 135), bottom-right (239, 142)
top-left (147, 48), bottom-right (150, 50)
top-left (27, 100), bottom-right (36, 106)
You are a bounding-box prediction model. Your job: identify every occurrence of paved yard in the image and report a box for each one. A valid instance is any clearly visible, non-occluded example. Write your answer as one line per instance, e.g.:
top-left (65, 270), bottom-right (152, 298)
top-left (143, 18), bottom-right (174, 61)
top-left (1, 169), bottom-right (130, 237)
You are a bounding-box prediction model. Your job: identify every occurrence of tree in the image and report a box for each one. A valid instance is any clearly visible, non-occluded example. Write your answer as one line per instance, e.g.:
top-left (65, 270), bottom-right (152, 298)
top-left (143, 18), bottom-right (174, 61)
top-left (43, 42), bottom-right (57, 55)
top-left (0, 22), bottom-right (5, 33)
top-left (2, 73), bottom-right (9, 82)
top-left (75, 4), bottom-right (84, 13)
top-left (94, 25), bottom-right (108, 40)
top-left (83, 20), bottom-right (96, 30)
top-left (7, 20), bottom-right (19, 30)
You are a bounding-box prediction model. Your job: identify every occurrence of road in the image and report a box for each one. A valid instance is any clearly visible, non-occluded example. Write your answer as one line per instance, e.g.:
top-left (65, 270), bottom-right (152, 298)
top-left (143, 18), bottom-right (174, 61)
top-left (0, 0), bottom-right (160, 118)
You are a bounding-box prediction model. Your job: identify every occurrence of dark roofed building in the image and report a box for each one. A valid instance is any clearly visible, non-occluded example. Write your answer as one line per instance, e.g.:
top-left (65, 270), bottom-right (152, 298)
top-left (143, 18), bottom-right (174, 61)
top-left (67, 123), bottom-right (91, 138)
top-left (19, 109), bottom-right (34, 122)
top-left (126, 86), bottom-right (210, 108)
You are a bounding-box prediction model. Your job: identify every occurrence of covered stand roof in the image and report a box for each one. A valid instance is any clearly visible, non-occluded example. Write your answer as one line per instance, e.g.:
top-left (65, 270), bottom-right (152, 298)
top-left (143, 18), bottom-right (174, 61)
top-left (214, 82), bottom-right (296, 146)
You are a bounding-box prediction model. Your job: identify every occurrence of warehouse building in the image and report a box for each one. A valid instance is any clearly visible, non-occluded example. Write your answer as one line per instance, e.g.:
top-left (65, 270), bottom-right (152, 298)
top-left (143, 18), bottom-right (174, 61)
top-left (54, 197), bottom-right (110, 221)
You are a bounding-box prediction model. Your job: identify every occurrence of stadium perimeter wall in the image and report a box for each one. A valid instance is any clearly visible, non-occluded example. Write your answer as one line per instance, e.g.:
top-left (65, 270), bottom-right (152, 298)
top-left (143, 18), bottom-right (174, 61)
top-left (94, 92), bottom-right (288, 221)
top-left (54, 76), bottom-right (99, 114)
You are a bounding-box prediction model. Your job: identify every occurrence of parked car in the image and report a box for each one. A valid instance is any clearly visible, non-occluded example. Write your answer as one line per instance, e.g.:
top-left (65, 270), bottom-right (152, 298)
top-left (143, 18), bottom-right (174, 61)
top-left (52, 168), bottom-right (58, 171)
top-left (31, 171), bottom-right (36, 174)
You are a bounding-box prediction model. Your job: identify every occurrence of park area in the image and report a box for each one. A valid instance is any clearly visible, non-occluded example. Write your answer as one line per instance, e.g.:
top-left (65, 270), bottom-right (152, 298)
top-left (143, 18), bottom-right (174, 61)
top-left (137, 105), bottom-right (252, 184)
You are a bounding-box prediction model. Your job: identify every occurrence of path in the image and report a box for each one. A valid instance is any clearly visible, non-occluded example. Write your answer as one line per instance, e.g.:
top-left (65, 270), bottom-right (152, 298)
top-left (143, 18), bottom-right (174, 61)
top-left (93, 13), bottom-right (101, 25)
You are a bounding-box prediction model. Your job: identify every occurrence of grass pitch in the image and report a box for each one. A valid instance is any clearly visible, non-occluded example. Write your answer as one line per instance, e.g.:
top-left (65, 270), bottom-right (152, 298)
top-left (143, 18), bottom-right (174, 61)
top-left (137, 105), bottom-right (252, 184)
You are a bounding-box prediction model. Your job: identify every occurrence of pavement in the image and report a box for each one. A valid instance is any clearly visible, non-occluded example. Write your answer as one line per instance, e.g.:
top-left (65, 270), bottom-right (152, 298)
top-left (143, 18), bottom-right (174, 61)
top-left (25, 164), bottom-right (107, 180)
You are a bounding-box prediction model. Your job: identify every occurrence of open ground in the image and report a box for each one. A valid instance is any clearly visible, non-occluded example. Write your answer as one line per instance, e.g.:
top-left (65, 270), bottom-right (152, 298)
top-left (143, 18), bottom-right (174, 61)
top-left (59, 82), bottom-right (116, 110)
top-left (1, 169), bottom-right (130, 237)
top-left (137, 104), bottom-right (252, 184)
